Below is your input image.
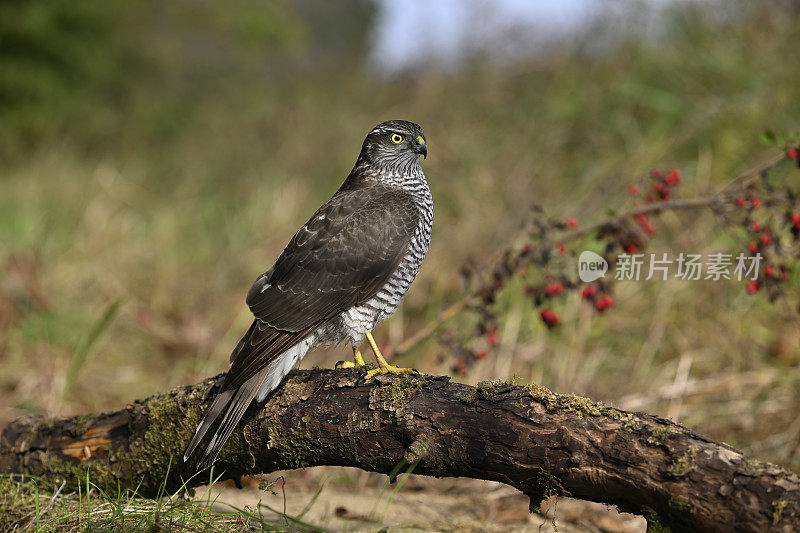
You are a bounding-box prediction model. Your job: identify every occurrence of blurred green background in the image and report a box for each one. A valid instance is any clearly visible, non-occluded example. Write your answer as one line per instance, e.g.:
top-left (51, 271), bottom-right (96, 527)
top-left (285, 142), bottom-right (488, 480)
top-left (1, 0), bottom-right (800, 529)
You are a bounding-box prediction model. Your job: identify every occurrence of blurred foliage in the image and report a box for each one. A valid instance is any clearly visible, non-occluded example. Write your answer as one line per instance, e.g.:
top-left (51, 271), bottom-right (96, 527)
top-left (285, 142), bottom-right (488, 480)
top-left (0, 0), bottom-right (374, 156)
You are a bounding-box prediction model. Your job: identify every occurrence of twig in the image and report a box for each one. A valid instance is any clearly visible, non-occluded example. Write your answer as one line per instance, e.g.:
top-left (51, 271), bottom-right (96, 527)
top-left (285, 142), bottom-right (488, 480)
top-left (617, 369), bottom-right (777, 410)
top-left (23, 479), bottom-right (67, 528)
top-left (395, 150), bottom-right (789, 356)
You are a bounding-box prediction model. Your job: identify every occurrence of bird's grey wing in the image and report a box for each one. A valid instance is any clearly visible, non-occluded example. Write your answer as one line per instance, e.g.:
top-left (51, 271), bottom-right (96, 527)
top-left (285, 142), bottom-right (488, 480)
top-left (221, 187), bottom-right (420, 391)
top-left (185, 188), bottom-right (420, 466)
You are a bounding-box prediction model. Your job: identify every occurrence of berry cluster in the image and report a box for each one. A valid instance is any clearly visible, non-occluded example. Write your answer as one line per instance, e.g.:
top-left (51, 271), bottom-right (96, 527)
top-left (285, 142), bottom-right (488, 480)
top-left (735, 193), bottom-right (799, 300)
top-left (442, 145), bottom-right (800, 376)
top-left (646, 168), bottom-right (682, 202)
top-left (624, 168), bottom-right (683, 248)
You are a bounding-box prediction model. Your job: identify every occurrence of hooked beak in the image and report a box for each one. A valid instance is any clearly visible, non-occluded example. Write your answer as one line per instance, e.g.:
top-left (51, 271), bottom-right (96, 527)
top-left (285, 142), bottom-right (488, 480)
top-left (413, 135), bottom-right (427, 158)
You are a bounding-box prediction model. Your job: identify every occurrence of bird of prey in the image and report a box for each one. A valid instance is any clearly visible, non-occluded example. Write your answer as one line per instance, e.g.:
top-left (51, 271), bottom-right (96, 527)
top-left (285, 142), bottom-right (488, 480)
top-left (184, 120), bottom-right (432, 469)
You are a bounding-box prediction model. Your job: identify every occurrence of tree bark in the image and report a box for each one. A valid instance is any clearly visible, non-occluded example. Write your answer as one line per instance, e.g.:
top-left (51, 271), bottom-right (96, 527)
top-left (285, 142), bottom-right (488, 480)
top-left (1, 369), bottom-right (798, 532)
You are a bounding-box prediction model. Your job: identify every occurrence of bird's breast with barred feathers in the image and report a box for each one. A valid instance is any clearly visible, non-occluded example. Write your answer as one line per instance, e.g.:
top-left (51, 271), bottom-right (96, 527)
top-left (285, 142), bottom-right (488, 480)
top-left (337, 169), bottom-right (433, 345)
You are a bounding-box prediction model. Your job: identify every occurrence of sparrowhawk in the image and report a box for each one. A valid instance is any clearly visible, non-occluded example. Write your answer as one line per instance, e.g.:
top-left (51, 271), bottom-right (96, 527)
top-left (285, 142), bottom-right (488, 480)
top-left (184, 120), bottom-right (432, 468)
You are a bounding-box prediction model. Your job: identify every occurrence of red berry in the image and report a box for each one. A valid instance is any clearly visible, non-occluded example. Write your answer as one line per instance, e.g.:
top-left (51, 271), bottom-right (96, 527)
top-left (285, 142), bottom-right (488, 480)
top-left (790, 213), bottom-right (800, 225)
top-left (635, 213), bottom-right (655, 235)
top-left (567, 217), bottom-right (578, 228)
top-left (487, 326), bottom-right (498, 346)
top-left (736, 197), bottom-right (748, 207)
top-left (765, 265), bottom-right (775, 277)
top-left (654, 182), bottom-right (665, 193)
top-left (748, 242), bottom-right (758, 253)
top-left (787, 148), bottom-right (798, 160)
top-left (752, 222), bottom-right (761, 231)
top-left (651, 168), bottom-right (663, 179)
top-left (581, 286), bottom-right (597, 299)
top-left (545, 283), bottom-right (563, 296)
top-left (629, 185), bottom-right (640, 195)
top-left (747, 281), bottom-right (760, 294)
top-left (751, 198), bottom-right (762, 208)
top-left (540, 309), bottom-right (560, 327)
top-left (625, 243), bottom-right (638, 253)
top-left (477, 351), bottom-right (488, 360)
top-left (760, 234), bottom-right (771, 244)
top-left (665, 168), bottom-right (682, 186)
top-left (558, 243), bottom-right (567, 254)
top-left (595, 295), bottom-right (614, 312)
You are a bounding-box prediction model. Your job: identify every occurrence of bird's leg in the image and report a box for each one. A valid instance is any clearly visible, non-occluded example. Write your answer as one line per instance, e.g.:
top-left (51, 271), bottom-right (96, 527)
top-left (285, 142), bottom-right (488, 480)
top-left (337, 347), bottom-right (367, 369)
top-left (364, 331), bottom-right (418, 379)
top-left (354, 348), bottom-right (366, 366)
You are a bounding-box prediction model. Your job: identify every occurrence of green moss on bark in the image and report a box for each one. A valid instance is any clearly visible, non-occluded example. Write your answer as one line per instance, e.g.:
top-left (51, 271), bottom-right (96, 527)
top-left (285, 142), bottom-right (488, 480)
top-left (648, 426), bottom-right (675, 443)
top-left (368, 377), bottom-right (422, 411)
top-left (265, 414), bottom-right (314, 469)
top-left (669, 446), bottom-right (698, 478)
top-left (773, 499), bottom-right (790, 524)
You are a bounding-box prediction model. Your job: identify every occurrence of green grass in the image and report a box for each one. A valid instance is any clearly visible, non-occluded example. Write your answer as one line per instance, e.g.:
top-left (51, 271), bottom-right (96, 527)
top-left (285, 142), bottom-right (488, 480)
top-left (0, 470), bottom-right (334, 532)
top-left (2, 1), bottom-right (800, 529)
top-left (0, 474), bottom-right (250, 532)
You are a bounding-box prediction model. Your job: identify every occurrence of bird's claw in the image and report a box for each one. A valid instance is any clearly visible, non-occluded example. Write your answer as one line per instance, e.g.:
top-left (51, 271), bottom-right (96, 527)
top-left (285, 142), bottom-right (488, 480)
top-left (364, 365), bottom-right (420, 380)
top-left (336, 360), bottom-right (365, 369)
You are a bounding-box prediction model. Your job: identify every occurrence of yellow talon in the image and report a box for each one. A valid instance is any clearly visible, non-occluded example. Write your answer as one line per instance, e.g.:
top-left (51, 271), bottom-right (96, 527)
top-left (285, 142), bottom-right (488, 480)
top-left (337, 347), bottom-right (367, 369)
top-left (362, 331), bottom-right (418, 380)
top-left (364, 365), bottom-right (418, 380)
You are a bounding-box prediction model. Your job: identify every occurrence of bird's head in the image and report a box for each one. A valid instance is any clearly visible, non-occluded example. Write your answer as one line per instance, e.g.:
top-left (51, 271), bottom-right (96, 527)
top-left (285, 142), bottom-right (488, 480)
top-left (357, 120), bottom-right (427, 174)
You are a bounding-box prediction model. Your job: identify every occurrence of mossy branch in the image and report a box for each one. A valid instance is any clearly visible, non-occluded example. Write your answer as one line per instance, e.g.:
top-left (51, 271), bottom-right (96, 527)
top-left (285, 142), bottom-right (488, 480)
top-left (1, 369), bottom-right (799, 532)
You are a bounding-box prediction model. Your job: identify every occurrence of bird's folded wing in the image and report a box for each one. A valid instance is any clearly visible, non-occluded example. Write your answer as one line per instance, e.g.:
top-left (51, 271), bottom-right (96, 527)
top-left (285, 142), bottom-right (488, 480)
top-left (223, 187), bottom-right (420, 390)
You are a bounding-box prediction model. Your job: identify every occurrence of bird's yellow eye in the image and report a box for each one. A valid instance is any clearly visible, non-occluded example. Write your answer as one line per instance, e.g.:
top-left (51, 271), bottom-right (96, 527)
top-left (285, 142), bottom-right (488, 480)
top-left (390, 133), bottom-right (404, 144)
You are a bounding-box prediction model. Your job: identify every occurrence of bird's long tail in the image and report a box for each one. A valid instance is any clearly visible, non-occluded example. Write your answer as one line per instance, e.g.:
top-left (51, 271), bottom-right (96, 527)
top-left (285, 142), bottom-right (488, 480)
top-left (182, 367), bottom-right (268, 469)
top-left (183, 335), bottom-right (314, 469)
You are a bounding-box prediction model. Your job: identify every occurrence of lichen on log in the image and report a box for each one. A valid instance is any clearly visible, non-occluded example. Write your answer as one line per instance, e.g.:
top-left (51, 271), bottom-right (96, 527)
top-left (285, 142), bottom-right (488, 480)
top-left (1, 369), bottom-right (799, 532)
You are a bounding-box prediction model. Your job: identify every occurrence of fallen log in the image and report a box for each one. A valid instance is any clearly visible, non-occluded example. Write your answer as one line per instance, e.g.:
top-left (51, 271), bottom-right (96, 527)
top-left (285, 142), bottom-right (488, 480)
top-left (1, 369), bottom-right (798, 532)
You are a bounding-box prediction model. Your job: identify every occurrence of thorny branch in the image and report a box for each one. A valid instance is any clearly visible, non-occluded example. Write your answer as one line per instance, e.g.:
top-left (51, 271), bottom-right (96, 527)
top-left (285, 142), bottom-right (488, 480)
top-left (395, 149), bottom-right (800, 364)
